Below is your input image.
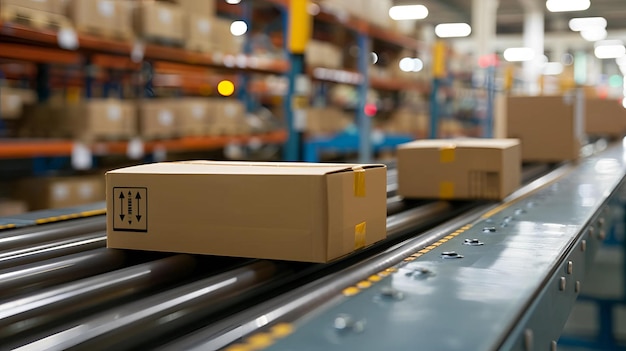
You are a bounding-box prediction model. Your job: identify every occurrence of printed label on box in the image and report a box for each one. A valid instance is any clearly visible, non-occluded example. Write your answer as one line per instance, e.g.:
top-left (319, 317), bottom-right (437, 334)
top-left (113, 187), bottom-right (148, 232)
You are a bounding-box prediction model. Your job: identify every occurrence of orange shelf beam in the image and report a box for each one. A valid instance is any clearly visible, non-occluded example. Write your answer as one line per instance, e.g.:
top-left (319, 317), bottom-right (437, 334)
top-left (370, 77), bottom-right (428, 92)
top-left (0, 43), bottom-right (80, 65)
top-left (0, 131), bottom-right (288, 159)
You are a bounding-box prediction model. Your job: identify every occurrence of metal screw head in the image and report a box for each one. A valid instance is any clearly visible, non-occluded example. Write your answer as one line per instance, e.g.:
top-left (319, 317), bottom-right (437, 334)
top-left (441, 251), bottom-right (463, 259)
top-left (482, 226), bottom-right (496, 233)
top-left (464, 238), bottom-right (484, 246)
top-left (581, 240), bottom-right (587, 252)
top-left (575, 281), bottom-right (581, 293)
top-left (380, 286), bottom-right (404, 301)
top-left (559, 277), bottom-right (566, 291)
top-left (566, 261), bottom-right (573, 275)
top-left (598, 217), bottom-right (605, 228)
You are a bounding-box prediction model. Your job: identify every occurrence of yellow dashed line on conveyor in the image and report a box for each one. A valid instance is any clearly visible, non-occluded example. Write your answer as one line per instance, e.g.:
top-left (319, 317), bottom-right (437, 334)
top-left (247, 333), bottom-right (274, 349)
top-left (342, 286), bottom-right (361, 296)
top-left (269, 323), bottom-right (294, 338)
top-left (80, 209), bottom-right (106, 217)
top-left (368, 275), bottom-right (382, 282)
top-left (357, 281), bottom-right (372, 289)
top-left (34, 208), bottom-right (106, 225)
top-left (0, 224), bottom-right (17, 230)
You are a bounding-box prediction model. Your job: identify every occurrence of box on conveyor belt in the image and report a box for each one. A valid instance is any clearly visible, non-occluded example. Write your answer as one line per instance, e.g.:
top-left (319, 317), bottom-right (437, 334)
top-left (397, 139), bottom-right (521, 200)
top-left (16, 176), bottom-right (105, 210)
top-left (507, 95), bottom-right (583, 162)
top-left (585, 98), bottom-right (626, 137)
top-left (106, 161), bottom-right (387, 263)
top-left (134, 1), bottom-right (184, 43)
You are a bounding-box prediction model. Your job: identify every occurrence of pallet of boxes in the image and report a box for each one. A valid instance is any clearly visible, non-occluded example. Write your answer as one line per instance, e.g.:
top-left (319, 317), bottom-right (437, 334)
top-left (0, 0), bottom-right (71, 30)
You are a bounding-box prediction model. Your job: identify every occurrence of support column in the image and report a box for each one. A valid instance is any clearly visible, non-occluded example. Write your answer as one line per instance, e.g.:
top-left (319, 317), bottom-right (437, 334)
top-left (356, 32), bottom-right (372, 163)
top-left (472, 0), bottom-right (498, 63)
top-left (523, 8), bottom-right (544, 95)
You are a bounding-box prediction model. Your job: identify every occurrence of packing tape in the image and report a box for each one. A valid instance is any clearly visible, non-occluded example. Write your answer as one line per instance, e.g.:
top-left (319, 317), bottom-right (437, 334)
top-left (439, 145), bottom-right (456, 163)
top-left (353, 166), bottom-right (366, 197)
top-left (439, 182), bottom-right (455, 199)
top-left (354, 222), bottom-right (367, 250)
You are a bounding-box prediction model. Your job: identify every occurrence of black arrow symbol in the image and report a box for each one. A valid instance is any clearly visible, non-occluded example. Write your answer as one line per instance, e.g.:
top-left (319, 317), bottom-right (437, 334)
top-left (135, 192), bottom-right (142, 222)
top-left (128, 220), bottom-right (132, 225)
top-left (119, 192), bottom-right (125, 221)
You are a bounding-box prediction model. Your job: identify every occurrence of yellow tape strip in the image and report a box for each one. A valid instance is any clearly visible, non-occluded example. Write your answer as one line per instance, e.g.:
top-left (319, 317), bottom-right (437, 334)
top-left (439, 182), bottom-right (455, 199)
top-left (353, 167), bottom-right (366, 197)
top-left (440, 145), bottom-right (456, 163)
top-left (0, 224), bottom-right (16, 230)
top-left (354, 222), bottom-right (366, 250)
top-left (80, 209), bottom-right (106, 217)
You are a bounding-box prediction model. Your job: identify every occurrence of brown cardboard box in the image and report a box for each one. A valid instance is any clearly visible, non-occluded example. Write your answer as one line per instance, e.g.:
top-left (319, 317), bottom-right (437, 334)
top-left (106, 161), bottom-right (387, 262)
top-left (178, 0), bottom-right (215, 16)
top-left (68, 0), bottom-right (132, 38)
top-left (305, 107), bottom-right (351, 134)
top-left (385, 108), bottom-right (427, 135)
top-left (175, 98), bottom-right (212, 136)
top-left (1, 87), bottom-right (36, 119)
top-left (16, 176), bottom-right (105, 210)
top-left (507, 95), bottom-right (582, 162)
top-left (186, 14), bottom-right (213, 52)
top-left (585, 98), bottom-right (626, 137)
top-left (138, 100), bottom-right (178, 139)
top-left (135, 1), bottom-right (184, 42)
top-left (54, 99), bottom-right (136, 140)
top-left (0, 199), bottom-right (27, 216)
top-left (209, 99), bottom-right (248, 135)
top-left (2, 0), bottom-right (59, 12)
top-left (397, 139), bottom-right (521, 200)
top-left (212, 17), bottom-right (243, 54)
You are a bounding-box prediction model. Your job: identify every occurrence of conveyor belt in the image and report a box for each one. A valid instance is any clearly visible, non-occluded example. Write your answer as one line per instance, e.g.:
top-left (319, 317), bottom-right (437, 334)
top-left (0, 157), bottom-right (605, 351)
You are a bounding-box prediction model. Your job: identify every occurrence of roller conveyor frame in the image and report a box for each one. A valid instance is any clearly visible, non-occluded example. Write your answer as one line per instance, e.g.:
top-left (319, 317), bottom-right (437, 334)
top-left (0, 145), bottom-right (620, 350)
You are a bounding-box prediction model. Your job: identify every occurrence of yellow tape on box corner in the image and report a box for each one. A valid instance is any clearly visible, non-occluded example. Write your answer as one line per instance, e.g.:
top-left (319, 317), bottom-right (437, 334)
top-left (439, 145), bottom-right (456, 163)
top-left (355, 222), bottom-right (367, 250)
top-left (439, 182), bottom-right (455, 199)
top-left (353, 166), bottom-right (366, 197)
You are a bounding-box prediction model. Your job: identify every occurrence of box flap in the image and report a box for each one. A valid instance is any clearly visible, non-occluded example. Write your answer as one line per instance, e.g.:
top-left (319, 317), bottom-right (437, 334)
top-left (399, 138), bottom-right (519, 150)
top-left (106, 161), bottom-right (386, 176)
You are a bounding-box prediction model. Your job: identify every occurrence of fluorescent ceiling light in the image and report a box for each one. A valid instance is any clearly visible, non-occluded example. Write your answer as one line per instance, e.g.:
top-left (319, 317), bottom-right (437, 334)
top-left (543, 62), bottom-right (564, 75)
top-left (435, 23), bottom-right (471, 38)
top-left (398, 57), bottom-right (423, 72)
top-left (546, 0), bottom-right (590, 12)
top-left (389, 5), bottom-right (428, 20)
top-left (581, 28), bottom-right (607, 41)
top-left (230, 21), bottom-right (247, 36)
top-left (569, 17), bottom-right (607, 31)
top-left (594, 40), bottom-right (626, 59)
top-left (503, 47), bottom-right (535, 62)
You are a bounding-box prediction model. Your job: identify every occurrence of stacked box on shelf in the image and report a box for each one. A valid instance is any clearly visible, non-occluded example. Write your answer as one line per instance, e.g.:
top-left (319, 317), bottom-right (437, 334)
top-left (0, 87), bottom-right (36, 119)
top-left (385, 108), bottom-right (428, 136)
top-left (208, 98), bottom-right (249, 135)
top-left (175, 98), bottom-right (213, 137)
top-left (138, 99), bottom-right (179, 139)
top-left (15, 175), bottom-right (105, 210)
top-left (305, 41), bottom-right (343, 69)
top-left (67, 0), bottom-right (133, 40)
top-left (585, 98), bottom-right (626, 137)
top-left (0, 199), bottom-right (27, 216)
top-left (305, 107), bottom-right (352, 134)
top-left (1, 0), bottom-right (71, 29)
top-left (212, 18), bottom-right (244, 55)
top-left (134, 0), bottom-right (184, 45)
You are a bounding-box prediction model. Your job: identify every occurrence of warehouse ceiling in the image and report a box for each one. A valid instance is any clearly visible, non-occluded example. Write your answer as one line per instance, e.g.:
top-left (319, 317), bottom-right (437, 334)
top-left (410, 0), bottom-right (626, 34)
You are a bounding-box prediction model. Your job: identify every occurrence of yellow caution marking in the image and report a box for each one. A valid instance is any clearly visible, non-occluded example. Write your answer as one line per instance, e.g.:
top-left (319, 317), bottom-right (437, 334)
top-left (80, 209), bottom-right (106, 217)
top-left (385, 267), bottom-right (398, 273)
top-left (411, 253), bottom-right (423, 258)
top-left (439, 182), bottom-right (455, 199)
top-left (368, 275), bottom-right (382, 282)
top-left (418, 249), bottom-right (430, 254)
top-left (404, 257), bottom-right (416, 262)
top-left (357, 281), bottom-right (372, 289)
top-left (342, 286), bottom-right (360, 296)
top-left (378, 271), bottom-right (390, 277)
top-left (354, 222), bottom-right (367, 250)
top-left (439, 239), bottom-right (449, 243)
top-left (225, 344), bottom-right (251, 351)
top-left (270, 323), bottom-right (294, 338)
top-left (353, 167), bottom-right (366, 197)
top-left (444, 235), bottom-right (454, 240)
top-left (0, 224), bottom-right (16, 230)
top-left (246, 333), bottom-right (274, 349)
top-left (432, 242), bottom-right (442, 247)
top-left (425, 245), bottom-right (437, 250)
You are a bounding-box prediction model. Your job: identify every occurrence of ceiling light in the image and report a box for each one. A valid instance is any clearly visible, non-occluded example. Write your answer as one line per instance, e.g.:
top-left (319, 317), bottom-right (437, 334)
top-left (225, 0), bottom-right (241, 4)
top-left (546, 0), bottom-right (590, 12)
top-left (568, 17), bottom-right (607, 31)
top-left (503, 47), bottom-right (535, 62)
top-left (594, 40), bottom-right (626, 59)
top-left (230, 21), bottom-right (247, 36)
top-left (543, 62), bottom-right (564, 75)
top-left (581, 28), bottom-right (607, 41)
top-left (389, 5), bottom-right (428, 20)
top-left (435, 23), bottom-right (471, 38)
top-left (399, 57), bottom-right (415, 72)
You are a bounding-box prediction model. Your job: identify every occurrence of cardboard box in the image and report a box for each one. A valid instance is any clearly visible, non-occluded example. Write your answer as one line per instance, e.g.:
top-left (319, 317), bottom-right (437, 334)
top-left (186, 14), bottom-right (213, 52)
top-left (209, 99), bottom-right (248, 135)
top-left (1, 87), bottom-right (36, 119)
top-left (53, 99), bottom-right (136, 140)
top-left (175, 98), bottom-right (212, 136)
top-left (16, 176), bottom-right (104, 210)
top-left (138, 100), bottom-right (178, 139)
top-left (106, 161), bottom-right (387, 262)
top-left (0, 199), bottom-right (28, 216)
top-left (507, 95), bottom-right (582, 162)
top-left (212, 17), bottom-right (243, 54)
top-left (305, 107), bottom-right (352, 134)
top-left (397, 139), bottom-right (521, 200)
top-left (178, 0), bottom-right (215, 16)
top-left (2, 0), bottom-right (59, 13)
top-left (68, 0), bottom-right (132, 38)
top-left (585, 98), bottom-right (626, 137)
top-left (135, 1), bottom-right (184, 42)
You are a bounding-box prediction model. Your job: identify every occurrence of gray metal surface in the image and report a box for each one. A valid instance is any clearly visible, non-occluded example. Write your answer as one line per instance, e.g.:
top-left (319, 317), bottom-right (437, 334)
top-left (223, 145), bottom-right (625, 351)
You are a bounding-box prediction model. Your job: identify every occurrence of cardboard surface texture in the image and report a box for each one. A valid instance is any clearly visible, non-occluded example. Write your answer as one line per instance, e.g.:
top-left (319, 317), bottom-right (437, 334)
top-left (585, 98), bottom-right (626, 137)
top-left (106, 161), bottom-right (387, 263)
top-left (135, 1), bottom-right (184, 42)
top-left (68, 0), bottom-right (132, 38)
top-left (397, 139), bottom-right (521, 200)
top-left (138, 100), bottom-right (178, 139)
top-left (507, 95), bottom-right (582, 162)
top-left (16, 176), bottom-right (104, 210)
